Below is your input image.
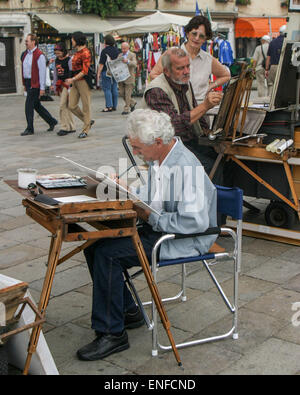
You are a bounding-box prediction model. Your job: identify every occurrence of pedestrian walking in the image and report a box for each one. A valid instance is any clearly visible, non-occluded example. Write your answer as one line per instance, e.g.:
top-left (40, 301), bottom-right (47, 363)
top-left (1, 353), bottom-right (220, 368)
top-left (52, 43), bottom-right (75, 136)
top-left (97, 35), bottom-right (119, 112)
top-left (118, 42), bottom-right (137, 115)
top-left (252, 35), bottom-right (270, 97)
top-left (21, 34), bottom-right (58, 136)
top-left (265, 25), bottom-right (286, 96)
top-left (65, 31), bottom-right (93, 139)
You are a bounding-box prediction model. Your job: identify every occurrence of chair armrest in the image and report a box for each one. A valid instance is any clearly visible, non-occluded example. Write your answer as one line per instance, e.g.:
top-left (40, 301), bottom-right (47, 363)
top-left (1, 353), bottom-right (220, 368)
top-left (172, 227), bottom-right (221, 239)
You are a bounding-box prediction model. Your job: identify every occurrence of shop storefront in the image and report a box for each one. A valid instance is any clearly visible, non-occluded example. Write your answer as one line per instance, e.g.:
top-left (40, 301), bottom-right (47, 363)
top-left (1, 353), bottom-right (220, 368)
top-left (110, 11), bottom-right (235, 95)
top-left (32, 13), bottom-right (113, 67)
top-left (235, 17), bottom-right (287, 58)
top-left (0, 13), bottom-right (31, 94)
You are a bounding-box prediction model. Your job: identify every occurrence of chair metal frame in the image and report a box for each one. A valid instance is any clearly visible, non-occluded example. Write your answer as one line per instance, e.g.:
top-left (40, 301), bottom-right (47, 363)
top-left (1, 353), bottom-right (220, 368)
top-left (125, 185), bottom-right (243, 357)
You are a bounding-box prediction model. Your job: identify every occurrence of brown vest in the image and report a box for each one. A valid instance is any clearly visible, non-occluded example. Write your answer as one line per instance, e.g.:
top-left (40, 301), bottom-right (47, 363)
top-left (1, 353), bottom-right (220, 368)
top-left (142, 73), bottom-right (204, 140)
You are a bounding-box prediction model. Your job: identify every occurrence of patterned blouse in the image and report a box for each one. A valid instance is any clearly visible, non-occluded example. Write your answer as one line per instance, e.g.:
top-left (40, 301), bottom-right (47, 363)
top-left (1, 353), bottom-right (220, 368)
top-left (72, 47), bottom-right (91, 79)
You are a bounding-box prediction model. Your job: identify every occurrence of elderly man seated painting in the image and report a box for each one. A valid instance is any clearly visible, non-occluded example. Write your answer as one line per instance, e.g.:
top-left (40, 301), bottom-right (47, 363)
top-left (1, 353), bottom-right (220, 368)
top-left (77, 109), bottom-right (217, 361)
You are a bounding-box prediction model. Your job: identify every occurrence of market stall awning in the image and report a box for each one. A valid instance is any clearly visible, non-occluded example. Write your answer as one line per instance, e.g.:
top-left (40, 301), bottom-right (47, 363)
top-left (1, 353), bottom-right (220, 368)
top-left (34, 13), bottom-right (113, 34)
top-left (107, 11), bottom-right (192, 35)
top-left (235, 17), bottom-right (286, 38)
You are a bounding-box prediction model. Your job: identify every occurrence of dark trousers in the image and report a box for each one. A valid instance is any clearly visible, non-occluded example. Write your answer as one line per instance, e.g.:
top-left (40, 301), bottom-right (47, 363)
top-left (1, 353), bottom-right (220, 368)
top-left (83, 224), bottom-right (162, 335)
top-left (24, 79), bottom-right (55, 132)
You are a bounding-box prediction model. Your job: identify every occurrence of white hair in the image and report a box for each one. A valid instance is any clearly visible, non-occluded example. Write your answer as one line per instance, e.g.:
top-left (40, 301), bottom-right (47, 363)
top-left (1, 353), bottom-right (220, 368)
top-left (127, 109), bottom-right (175, 145)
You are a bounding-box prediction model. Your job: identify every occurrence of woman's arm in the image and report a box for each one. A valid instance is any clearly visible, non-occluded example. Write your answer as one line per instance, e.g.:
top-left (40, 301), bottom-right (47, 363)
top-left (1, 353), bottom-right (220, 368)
top-left (207, 57), bottom-right (231, 93)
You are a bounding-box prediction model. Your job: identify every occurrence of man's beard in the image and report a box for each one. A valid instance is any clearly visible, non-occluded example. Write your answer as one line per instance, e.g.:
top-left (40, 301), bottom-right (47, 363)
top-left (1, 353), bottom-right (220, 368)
top-left (171, 75), bottom-right (190, 85)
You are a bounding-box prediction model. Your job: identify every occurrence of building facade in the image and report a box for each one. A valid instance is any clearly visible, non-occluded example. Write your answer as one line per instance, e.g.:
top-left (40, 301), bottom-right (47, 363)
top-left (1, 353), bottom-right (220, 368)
top-left (0, 0), bottom-right (64, 94)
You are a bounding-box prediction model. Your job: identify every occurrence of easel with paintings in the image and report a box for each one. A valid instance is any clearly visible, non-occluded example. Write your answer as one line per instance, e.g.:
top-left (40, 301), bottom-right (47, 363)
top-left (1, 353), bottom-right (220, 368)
top-left (205, 54), bottom-right (300, 241)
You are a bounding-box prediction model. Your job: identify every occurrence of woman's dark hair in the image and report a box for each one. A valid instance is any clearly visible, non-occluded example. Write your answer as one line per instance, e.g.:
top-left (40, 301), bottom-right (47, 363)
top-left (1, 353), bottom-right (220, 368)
top-left (54, 42), bottom-right (67, 57)
top-left (72, 31), bottom-right (87, 47)
top-left (184, 15), bottom-right (212, 40)
top-left (104, 34), bottom-right (116, 46)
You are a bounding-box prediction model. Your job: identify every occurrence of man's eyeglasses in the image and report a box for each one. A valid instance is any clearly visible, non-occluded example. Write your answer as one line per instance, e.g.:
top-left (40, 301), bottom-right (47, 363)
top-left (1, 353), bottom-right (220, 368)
top-left (27, 183), bottom-right (43, 197)
top-left (190, 32), bottom-right (206, 40)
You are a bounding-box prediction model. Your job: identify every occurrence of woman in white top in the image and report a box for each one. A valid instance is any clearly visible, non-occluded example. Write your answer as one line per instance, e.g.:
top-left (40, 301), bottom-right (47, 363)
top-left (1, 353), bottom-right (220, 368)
top-left (150, 16), bottom-right (230, 104)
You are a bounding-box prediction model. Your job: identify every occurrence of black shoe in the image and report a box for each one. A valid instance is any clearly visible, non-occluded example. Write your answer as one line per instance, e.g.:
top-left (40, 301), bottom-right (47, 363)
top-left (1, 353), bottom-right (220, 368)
top-left (77, 330), bottom-right (129, 361)
top-left (124, 307), bottom-right (145, 329)
top-left (130, 102), bottom-right (137, 112)
top-left (121, 111), bottom-right (130, 115)
top-left (21, 129), bottom-right (34, 136)
top-left (47, 119), bottom-right (58, 132)
top-left (57, 130), bottom-right (75, 136)
top-left (90, 120), bottom-right (95, 127)
top-left (78, 132), bottom-right (88, 139)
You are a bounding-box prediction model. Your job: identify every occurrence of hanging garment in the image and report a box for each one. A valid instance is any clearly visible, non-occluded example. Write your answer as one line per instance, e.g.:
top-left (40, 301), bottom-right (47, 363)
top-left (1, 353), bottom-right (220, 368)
top-left (219, 40), bottom-right (234, 66)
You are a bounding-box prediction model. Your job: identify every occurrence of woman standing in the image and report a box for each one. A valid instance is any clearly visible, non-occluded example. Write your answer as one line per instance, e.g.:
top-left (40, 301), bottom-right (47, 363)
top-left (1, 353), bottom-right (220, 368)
top-left (65, 31), bottom-right (93, 139)
top-left (52, 43), bottom-right (75, 136)
top-left (97, 35), bottom-right (119, 112)
top-left (150, 16), bottom-right (230, 104)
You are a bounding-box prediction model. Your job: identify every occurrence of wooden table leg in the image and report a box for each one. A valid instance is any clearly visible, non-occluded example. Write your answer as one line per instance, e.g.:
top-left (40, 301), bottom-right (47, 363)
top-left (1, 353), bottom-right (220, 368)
top-left (131, 231), bottom-right (182, 366)
top-left (23, 226), bottom-right (63, 375)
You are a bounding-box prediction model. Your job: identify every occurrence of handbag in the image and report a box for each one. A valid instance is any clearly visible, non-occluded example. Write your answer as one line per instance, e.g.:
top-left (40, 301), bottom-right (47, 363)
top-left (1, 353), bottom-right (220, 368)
top-left (84, 66), bottom-right (96, 89)
top-left (105, 55), bottom-right (112, 78)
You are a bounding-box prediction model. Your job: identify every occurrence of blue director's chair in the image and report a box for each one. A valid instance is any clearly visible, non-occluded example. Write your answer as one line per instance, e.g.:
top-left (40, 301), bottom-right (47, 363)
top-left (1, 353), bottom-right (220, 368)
top-left (124, 185), bottom-right (243, 357)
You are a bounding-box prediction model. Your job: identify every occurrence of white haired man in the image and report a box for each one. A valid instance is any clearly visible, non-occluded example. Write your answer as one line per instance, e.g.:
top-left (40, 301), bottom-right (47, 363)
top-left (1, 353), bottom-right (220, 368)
top-left (77, 109), bottom-right (218, 361)
top-left (118, 42), bottom-right (137, 115)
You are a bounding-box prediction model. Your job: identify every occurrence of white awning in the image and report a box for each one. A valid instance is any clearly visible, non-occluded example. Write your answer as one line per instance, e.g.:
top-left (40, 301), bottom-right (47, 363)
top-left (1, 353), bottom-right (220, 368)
top-left (34, 13), bottom-right (113, 34)
top-left (108, 11), bottom-right (191, 35)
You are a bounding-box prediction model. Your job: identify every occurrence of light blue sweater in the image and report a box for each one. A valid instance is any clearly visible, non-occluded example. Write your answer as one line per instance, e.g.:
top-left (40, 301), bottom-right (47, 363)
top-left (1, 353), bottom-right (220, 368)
top-left (135, 138), bottom-right (218, 260)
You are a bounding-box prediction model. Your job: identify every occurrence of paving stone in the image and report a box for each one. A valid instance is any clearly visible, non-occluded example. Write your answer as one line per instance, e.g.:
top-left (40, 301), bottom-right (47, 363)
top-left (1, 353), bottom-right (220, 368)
top-left (220, 338), bottom-right (300, 375)
top-left (244, 287), bottom-right (300, 323)
top-left (30, 264), bottom-right (91, 296)
top-left (0, 214), bottom-right (34, 231)
top-left (44, 291), bottom-right (91, 327)
top-left (0, 244), bottom-right (45, 269)
top-left (134, 341), bottom-right (241, 375)
top-left (210, 274), bottom-right (276, 304)
top-left (282, 273), bottom-right (300, 293)
top-left (242, 239), bottom-right (291, 258)
top-left (246, 257), bottom-right (300, 284)
top-left (196, 307), bottom-right (287, 355)
top-left (0, 255), bottom-right (84, 284)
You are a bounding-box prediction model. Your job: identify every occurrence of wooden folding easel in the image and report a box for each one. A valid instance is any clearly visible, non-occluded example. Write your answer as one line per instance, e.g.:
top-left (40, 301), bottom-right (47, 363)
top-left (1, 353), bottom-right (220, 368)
top-left (5, 180), bottom-right (182, 374)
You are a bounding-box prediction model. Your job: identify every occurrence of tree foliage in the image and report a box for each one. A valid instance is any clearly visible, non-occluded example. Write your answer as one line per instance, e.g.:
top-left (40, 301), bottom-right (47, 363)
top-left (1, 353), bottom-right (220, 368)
top-left (63, 0), bottom-right (138, 17)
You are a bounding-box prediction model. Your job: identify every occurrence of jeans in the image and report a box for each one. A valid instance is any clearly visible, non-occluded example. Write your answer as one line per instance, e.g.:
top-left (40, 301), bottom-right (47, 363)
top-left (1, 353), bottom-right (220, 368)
top-left (24, 79), bottom-right (56, 132)
top-left (84, 224), bottom-right (162, 334)
top-left (101, 71), bottom-right (118, 109)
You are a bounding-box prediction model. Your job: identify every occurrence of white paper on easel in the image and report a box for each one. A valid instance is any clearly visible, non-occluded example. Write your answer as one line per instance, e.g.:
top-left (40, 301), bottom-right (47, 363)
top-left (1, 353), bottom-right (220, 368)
top-left (0, 274), bottom-right (59, 375)
top-left (56, 156), bottom-right (161, 216)
top-left (55, 195), bottom-right (98, 203)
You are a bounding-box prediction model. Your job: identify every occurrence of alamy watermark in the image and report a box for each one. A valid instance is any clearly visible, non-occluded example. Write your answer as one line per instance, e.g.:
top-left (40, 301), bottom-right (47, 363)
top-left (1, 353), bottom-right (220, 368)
top-left (291, 302), bottom-right (300, 327)
top-left (0, 302), bottom-right (5, 327)
top-left (95, 159), bottom-right (206, 214)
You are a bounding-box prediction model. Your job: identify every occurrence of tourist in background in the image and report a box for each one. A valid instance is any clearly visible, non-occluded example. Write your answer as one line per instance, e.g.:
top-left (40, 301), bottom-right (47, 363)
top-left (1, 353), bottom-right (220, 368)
top-left (97, 35), bottom-right (119, 112)
top-left (52, 42), bottom-right (75, 136)
top-left (65, 31), bottom-right (93, 139)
